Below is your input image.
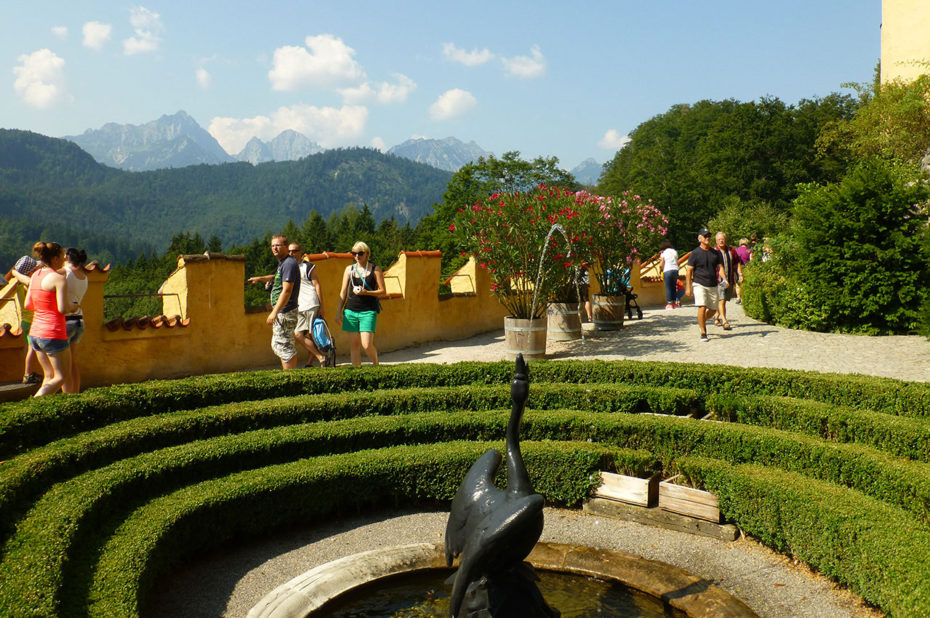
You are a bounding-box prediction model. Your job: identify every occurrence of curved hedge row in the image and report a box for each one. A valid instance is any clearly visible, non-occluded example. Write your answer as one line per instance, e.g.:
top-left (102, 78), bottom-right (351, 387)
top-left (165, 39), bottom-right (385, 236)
top-left (0, 359), bottom-right (928, 616)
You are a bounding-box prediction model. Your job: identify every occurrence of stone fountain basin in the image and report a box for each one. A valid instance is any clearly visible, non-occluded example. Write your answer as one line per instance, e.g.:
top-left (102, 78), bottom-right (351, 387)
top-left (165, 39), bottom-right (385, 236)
top-left (248, 541), bottom-right (756, 617)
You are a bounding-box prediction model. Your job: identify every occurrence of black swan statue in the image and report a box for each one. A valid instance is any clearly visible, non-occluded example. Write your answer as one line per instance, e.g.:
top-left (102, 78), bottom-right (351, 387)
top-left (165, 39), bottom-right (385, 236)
top-left (444, 354), bottom-right (559, 617)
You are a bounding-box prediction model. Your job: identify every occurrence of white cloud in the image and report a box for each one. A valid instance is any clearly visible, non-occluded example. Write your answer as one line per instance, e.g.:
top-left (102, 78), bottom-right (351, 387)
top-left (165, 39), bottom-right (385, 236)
top-left (51, 26), bottom-right (68, 39)
top-left (195, 67), bottom-right (211, 89)
top-left (370, 137), bottom-right (387, 152)
top-left (13, 49), bottom-right (69, 109)
top-left (339, 73), bottom-right (416, 104)
top-left (501, 45), bottom-right (546, 79)
top-left (598, 129), bottom-right (631, 150)
top-left (208, 104), bottom-right (368, 153)
top-left (82, 21), bottom-right (112, 50)
top-left (429, 88), bottom-right (477, 121)
top-left (442, 42), bottom-right (494, 67)
top-left (123, 6), bottom-right (162, 55)
top-left (268, 34), bottom-right (365, 91)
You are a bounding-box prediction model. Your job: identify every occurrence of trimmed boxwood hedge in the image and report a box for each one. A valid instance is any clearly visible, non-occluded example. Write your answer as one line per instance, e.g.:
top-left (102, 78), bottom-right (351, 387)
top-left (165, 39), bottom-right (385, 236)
top-left (1, 440), bottom-right (642, 617)
top-left (0, 359), bottom-right (928, 617)
top-left (679, 456), bottom-right (930, 616)
top-left (0, 383), bottom-right (694, 541)
top-left (3, 359), bottom-right (928, 457)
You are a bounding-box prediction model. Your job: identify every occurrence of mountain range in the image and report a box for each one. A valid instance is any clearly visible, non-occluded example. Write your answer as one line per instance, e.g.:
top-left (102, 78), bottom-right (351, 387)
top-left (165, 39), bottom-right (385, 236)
top-left (386, 137), bottom-right (491, 172)
top-left (62, 111), bottom-right (600, 183)
top-left (64, 111), bottom-right (495, 173)
top-left (0, 128), bottom-right (452, 268)
top-left (570, 158), bottom-right (604, 186)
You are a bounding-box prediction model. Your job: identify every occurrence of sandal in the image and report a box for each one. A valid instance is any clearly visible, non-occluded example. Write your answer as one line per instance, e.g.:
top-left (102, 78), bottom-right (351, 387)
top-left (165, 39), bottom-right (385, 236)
top-left (722, 322), bottom-right (732, 331)
top-left (713, 317), bottom-right (723, 327)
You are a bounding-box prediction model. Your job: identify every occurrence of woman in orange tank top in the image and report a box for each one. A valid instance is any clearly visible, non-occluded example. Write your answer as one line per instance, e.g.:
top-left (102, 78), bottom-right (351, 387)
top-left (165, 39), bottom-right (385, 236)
top-left (26, 242), bottom-right (71, 397)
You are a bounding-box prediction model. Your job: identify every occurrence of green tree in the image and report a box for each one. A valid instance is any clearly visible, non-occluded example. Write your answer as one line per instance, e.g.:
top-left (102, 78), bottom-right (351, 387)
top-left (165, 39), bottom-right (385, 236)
top-left (817, 74), bottom-right (930, 165)
top-left (743, 160), bottom-right (930, 334)
top-left (416, 151), bottom-right (578, 271)
top-left (599, 95), bottom-right (857, 249)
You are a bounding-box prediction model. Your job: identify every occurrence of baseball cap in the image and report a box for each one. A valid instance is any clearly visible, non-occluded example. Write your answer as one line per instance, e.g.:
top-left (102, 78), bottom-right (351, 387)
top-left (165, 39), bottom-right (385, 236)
top-left (13, 256), bottom-right (38, 276)
top-left (697, 228), bottom-right (711, 238)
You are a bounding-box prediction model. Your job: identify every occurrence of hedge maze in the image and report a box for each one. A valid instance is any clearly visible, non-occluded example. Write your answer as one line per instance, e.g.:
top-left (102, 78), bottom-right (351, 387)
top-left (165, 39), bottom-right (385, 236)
top-left (1, 360), bottom-right (929, 616)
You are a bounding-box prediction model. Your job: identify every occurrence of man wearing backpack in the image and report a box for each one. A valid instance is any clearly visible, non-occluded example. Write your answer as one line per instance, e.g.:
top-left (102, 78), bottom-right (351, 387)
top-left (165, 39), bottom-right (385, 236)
top-left (288, 243), bottom-right (328, 367)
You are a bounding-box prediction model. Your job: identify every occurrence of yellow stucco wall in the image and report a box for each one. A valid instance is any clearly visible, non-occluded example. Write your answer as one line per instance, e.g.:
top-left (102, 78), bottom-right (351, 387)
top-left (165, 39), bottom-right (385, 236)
top-left (882, 0), bottom-right (930, 83)
top-left (0, 252), bottom-right (510, 386)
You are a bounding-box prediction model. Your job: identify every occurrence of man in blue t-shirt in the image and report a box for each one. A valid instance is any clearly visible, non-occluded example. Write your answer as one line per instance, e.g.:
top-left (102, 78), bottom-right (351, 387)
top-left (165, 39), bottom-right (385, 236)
top-left (247, 234), bottom-right (300, 369)
top-left (685, 228), bottom-right (727, 342)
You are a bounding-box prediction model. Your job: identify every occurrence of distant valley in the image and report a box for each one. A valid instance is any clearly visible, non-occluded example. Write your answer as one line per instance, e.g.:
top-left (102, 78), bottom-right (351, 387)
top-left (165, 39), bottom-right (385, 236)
top-left (0, 128), bottom-right (452, 268)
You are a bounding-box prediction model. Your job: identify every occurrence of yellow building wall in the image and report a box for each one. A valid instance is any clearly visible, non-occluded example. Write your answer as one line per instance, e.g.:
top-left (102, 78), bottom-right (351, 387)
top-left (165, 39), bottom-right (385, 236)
top-left (882, 0), bottom-right (930, 83)
top-left (0, 251), bottom-right (510, 387)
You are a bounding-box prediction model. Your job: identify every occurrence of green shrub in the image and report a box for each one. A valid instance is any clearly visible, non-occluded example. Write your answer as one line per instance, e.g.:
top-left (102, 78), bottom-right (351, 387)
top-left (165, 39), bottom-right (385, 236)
top-left (706, 393), bottom-right (930, 461)
top-left (1, 441), bottom-right (637, 617)
top-left (743, 159), bottom-right (930, 334)
top-left (4, 359), bottom-right (928, 459)
top-left (680, 456), bottom-right (930, 616)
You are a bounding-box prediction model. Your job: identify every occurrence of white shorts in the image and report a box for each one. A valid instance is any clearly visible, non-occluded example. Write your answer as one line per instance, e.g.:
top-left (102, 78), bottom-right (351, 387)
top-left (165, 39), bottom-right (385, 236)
top-left (295, 306), bottom-right (320, 333)
top-left (693, 283), bottom-right (719, 308)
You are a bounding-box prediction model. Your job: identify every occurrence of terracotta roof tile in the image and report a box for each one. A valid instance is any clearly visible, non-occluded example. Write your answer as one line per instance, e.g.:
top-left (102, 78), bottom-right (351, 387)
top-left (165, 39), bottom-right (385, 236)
top-left (103, 314), bottom-right (190, 331)
top-left (401, 250), bottom-right (442, 258)
top-left (83, 261), bottom-right (111, 272)
top-left (306, 252), bottom-right (353, 261)
top-left (0, 323), bottom-right (23, 338)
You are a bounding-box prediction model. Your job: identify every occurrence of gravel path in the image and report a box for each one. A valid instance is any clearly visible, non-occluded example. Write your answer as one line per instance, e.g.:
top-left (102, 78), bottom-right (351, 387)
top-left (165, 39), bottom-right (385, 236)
top-left (145, 303), bottom-right (927, 617)
top-left (146, 509), bottom-right (879, 618)
top-left (379, 303), bottom-right (930, 383)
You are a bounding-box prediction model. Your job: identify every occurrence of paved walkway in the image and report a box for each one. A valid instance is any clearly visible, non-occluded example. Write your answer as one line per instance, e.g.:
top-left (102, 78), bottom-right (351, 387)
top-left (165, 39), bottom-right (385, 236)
top-left (146, 303), bottom-right (929, 617)
top-left (380, 302), bottom-right (930, 383)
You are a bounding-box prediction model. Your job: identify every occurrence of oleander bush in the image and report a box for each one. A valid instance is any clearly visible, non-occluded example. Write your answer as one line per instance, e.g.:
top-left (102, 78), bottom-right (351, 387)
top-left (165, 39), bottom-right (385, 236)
top-left (1, 359), bottom-right (929, 616)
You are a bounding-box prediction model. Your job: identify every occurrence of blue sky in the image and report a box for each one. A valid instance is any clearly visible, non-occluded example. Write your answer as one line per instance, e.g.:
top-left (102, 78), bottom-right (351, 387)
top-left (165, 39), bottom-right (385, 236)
top-left (3, 1), bottom-right (880, 169)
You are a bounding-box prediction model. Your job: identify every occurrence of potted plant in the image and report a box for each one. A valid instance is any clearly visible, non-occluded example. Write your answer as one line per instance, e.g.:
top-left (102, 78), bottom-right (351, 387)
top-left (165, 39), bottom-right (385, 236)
top-left (452, 186), bottom-right (581, 358)
top-left (572, 190), bottom-right (668, 330)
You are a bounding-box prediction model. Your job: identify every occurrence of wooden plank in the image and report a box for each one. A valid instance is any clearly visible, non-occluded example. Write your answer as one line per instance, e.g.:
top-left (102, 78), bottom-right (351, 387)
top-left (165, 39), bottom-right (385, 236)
top-left (659, 481), bottom-right (721, 522)
top-left (659, 482), bottom-right (719, 507)
top-left (583, 498), bottom-right (738, 541)
top-left (593, 472), bottom-right (658, 507)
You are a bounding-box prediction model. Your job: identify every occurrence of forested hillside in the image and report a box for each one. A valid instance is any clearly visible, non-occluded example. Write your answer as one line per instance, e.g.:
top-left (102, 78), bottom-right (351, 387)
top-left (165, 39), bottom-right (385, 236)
top-left (0, 130), bottom-right (451, 269)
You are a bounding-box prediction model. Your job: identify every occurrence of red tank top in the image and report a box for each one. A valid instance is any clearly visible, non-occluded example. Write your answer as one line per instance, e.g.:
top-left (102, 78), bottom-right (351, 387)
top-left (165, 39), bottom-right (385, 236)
top-left (29, 269), bottom-right (67, 340)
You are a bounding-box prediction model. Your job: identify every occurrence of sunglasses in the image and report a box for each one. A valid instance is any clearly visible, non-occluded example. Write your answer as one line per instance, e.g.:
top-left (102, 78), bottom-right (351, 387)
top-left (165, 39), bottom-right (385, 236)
top-left (351, 251), bottom-right (366, 256)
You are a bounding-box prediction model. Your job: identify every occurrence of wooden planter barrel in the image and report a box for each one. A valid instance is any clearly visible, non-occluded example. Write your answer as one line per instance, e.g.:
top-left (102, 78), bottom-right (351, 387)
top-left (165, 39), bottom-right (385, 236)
top-left (546, 302), bottom-right (582, 341)
top-left (504, 317), bottom-right (547, 360)
top-left (592, 294), bottom-right (625, 331)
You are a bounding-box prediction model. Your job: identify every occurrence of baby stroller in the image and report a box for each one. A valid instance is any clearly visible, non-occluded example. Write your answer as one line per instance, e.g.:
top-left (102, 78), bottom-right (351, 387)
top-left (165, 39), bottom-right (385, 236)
top-left (602, 268), bottom-right (644, 320)
top-left (311, 317), bottom-right (337, 367)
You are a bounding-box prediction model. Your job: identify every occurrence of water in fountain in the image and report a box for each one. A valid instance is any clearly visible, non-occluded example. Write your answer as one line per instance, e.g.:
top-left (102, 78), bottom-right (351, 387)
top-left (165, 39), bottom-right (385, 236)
top-left (314, 569), bottom-right (674, 618)
top-left (530, 224), bottom-right (587, 347)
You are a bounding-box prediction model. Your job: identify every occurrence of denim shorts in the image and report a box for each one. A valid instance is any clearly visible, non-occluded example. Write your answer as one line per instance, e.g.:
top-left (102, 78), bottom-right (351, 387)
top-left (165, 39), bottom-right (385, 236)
top-left (30, 336), bottom-right (70, 355)
top-left (67, 318), bottom-right (85, 345)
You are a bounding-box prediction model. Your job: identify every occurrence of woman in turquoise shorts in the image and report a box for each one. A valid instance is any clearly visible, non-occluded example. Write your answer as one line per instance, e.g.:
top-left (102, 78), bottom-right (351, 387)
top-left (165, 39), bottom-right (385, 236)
top-left (338, 241), bottom-right (386, 366)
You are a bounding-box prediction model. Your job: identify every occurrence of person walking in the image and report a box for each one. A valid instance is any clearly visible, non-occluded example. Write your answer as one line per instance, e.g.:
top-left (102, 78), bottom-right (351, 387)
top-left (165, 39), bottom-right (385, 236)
top-left (338, 241), bottom-right (385, 366)
top-left (713, 232), bottom-right (742, 329)
top-left (658, 240), bottom-right (680, 309)
top-left (735, 238), bottom-right (752, 304)
top-left (63, 248), bottom-right (89, 393)
top-left (288, 242), bottom-right (328, 367)
top-left (26, 242), bottom-right (71, 396)
top-left (685, 229), bottom-right (727, 342)
top-left (247, 234), bottom-right (300, 370)
top-left (9, 256), bottom-right (43, 385)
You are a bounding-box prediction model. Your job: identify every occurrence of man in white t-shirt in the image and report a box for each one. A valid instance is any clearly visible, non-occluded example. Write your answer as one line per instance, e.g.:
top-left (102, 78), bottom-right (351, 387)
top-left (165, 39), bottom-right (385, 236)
top-left (288, 243), bottom-right (328, 367)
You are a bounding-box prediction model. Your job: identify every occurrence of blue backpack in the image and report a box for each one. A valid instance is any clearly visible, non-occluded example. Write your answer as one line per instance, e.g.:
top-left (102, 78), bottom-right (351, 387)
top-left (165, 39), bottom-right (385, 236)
top-left (311, 317), bottom-right (333, 353)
